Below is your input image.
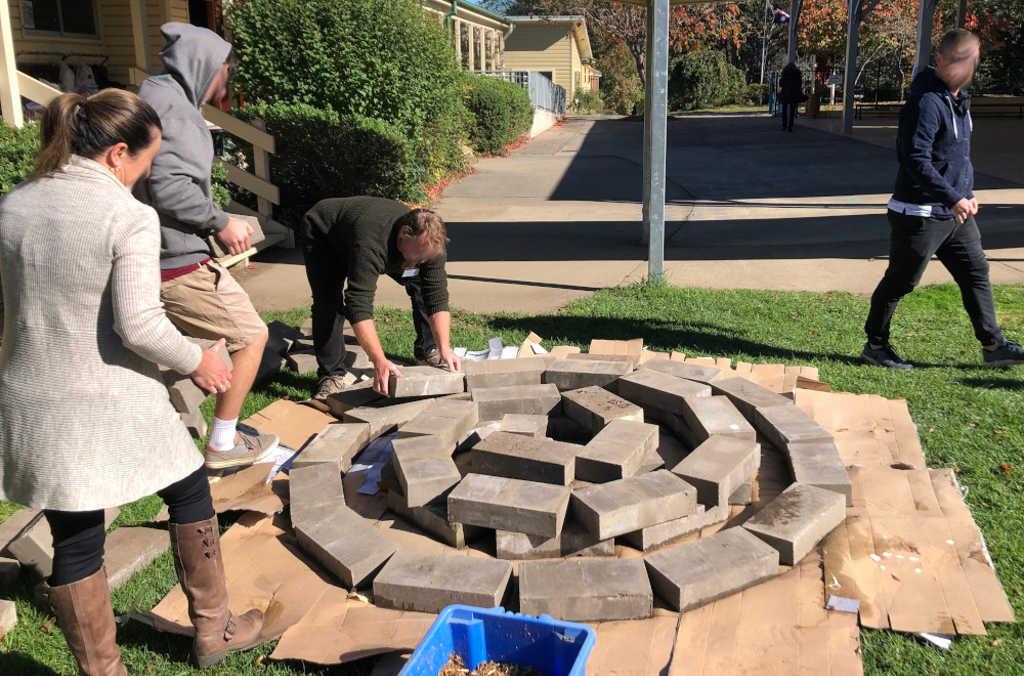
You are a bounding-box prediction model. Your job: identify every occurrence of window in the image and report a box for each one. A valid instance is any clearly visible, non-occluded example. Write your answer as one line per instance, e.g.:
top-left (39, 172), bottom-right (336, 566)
top-left (21, 0), bottom-right (98, 37)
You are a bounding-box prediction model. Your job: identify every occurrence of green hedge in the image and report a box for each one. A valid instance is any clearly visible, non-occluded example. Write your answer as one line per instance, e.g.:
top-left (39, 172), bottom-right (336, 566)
top-left (574, 89), bottom-right (604, 114)
top-left (0, 121), bottom-right (39, 194)
top-left (669, 51), bottom-right (745, 111)
top-left (461, 74), bottom-right (532, 155)
top-left (236, 102), bottom-right (416, 221)
top-left (227, 0), bottom-right (467, 193)
top-left (735, 82), bottom-right (768, 106)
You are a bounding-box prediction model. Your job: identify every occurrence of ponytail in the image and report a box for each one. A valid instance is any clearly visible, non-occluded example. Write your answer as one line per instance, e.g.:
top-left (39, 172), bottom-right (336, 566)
top-left (32, 89), bottom-right (162, 178)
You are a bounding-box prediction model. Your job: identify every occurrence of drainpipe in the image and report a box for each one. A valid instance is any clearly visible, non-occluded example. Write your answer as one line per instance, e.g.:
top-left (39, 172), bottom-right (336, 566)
top-left (446, 0), bottom-right (456, 33)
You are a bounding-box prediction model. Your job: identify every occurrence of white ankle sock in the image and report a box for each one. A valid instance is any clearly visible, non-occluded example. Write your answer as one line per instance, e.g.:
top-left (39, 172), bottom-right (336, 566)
top-left (208, 417), bottom-right (238, 451)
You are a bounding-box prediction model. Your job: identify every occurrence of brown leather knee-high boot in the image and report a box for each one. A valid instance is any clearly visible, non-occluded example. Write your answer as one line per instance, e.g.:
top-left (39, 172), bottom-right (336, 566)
top-left (169, 515), bottom-right (264, 668)
top-left (48, 568), bottom-right (127, 676)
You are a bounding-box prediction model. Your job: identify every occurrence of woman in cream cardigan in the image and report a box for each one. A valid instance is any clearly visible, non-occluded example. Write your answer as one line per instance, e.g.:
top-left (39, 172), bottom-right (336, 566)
top-left (0, 89), bottom-right (264, 673)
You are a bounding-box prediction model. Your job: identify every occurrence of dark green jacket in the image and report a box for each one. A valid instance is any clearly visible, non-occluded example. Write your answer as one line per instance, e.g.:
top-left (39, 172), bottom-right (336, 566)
top-left (302, 197), bottom-right (449, 324)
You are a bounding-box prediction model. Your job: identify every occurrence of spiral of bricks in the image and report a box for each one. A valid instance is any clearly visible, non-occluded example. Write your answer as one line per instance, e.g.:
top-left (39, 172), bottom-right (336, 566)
top-left (287, 345), bottom-right (851, 623)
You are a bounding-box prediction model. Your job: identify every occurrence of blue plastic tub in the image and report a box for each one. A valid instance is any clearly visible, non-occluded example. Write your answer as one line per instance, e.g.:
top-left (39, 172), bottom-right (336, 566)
top-left (400, 605), bottom-right (596, 676)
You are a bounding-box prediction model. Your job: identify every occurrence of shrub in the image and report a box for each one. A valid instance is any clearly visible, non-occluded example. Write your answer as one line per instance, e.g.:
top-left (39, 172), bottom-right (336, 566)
top-left (599, 41), bottom-right (643, 116)
top-left (227, 0), bottom-right (467, 190)
top-left (669, 51), bottom-right (745, 111)
top-left (236, 102), bottom-right (417, 223)
top-left (574, 89), bottom-right (604, 114)
top-left (735, 82), bottom-right (768, 106)
top-left (0, 121), bottom-right (40, 194)
top-left (210, 161), bottom-right (231, 209)
top-left (461, 74), bottom-right (532, 155)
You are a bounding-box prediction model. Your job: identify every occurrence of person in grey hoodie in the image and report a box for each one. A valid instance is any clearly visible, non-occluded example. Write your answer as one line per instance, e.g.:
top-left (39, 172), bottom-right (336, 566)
top-left (135, 23), bottom-right (279, 468)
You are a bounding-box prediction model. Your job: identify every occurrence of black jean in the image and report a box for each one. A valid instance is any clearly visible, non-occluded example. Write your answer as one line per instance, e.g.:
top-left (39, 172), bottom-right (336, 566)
top-left (865, 211), bottom-right (1003, 346)
top-left (301, 235), bottom-right (436, 377)
top-left (781, 103), bottom-right (796, 130)
top-left (43, 467), bottom-right (214, 587)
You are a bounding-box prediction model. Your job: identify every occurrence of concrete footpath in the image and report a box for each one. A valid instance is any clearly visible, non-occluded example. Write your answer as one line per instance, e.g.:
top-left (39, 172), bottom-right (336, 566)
top-left (237, 113), bottom-right (1024, 314)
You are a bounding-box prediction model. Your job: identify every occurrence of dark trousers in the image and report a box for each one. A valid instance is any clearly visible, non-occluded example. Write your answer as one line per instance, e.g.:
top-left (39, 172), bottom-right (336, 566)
top-left (301, 234), bottom-right (436, 377)
top-left (781, 103), bottom-right (796, 130)
top-left (43, 467), bottom-right (213, 587)
top-left (865, 211), bottom-right (1003, 346)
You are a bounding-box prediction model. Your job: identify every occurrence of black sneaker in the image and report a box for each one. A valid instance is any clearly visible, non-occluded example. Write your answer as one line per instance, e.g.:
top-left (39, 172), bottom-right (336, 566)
top-left (983, 340), bottom-right (1024, 368)
top-left (861, 343), bottom-right (913, 369)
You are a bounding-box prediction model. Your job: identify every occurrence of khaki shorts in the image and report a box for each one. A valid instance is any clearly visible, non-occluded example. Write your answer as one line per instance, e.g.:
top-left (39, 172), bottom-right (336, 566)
top-left (161, 262), bottom-right (266, 353)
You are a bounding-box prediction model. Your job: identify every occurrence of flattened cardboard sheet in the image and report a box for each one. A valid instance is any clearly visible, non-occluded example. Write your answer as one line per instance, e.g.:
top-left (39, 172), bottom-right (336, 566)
top-left (270, 586), bottom-right (434, 665)
top-left (670, 553), bottom-right (862, 676)
top-left (243, 399), bottom-right (336, 451)
top-left (796, 390), bottom-right (1013, 635)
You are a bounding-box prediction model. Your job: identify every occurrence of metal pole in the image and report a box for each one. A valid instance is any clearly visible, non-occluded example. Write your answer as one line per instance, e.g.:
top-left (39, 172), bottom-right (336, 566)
top-left (956, 0), bottom-right (968, 27)
top-left (913, 0), bottom-right (937, 77)
top-left (787, 0), bottom-right (802, 64)
top-left (642, 0), bottom-right (669, 282)
top-left (760, 0), bottom-right (770, 84)
top-left (841, 0), bottom-right (861, 135)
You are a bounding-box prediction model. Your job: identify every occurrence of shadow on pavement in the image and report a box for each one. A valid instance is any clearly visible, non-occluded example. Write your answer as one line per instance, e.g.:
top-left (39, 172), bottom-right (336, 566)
top-left (546, 116), bottom-right (1021, 203)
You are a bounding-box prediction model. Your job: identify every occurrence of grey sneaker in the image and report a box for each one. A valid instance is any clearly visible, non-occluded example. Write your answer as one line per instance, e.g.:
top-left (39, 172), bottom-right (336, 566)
top-left (983, 340), bottom-right (1024, 368)
top-left (861, 342), bottom-right (913, 369)
top-left (313, 373), bottom-right (357, 400)
top-left (204, 430), bottom-right (279, 470)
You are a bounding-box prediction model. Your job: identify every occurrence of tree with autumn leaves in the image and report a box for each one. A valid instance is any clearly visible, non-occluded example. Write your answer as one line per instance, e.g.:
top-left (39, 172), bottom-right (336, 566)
top-left (502, 1), bottom-right (745, 85)
top-left (485, 0), bottom-right (1023, 108)
top-left (795, 0), bottom-right (1024, 96)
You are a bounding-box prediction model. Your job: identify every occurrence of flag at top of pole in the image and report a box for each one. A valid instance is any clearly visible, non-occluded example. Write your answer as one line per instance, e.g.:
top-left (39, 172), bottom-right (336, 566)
top-left (773, 7), bottom-right (791, 24)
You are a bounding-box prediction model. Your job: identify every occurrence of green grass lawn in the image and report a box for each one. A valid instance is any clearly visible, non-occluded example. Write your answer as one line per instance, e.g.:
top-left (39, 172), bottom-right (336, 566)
top-left (2, 283), bottom-right (1023, 674)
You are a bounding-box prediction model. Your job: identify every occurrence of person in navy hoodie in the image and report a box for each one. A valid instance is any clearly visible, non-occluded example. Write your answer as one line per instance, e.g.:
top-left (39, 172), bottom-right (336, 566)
top-left (862, 29), bottom-right (1024, 369)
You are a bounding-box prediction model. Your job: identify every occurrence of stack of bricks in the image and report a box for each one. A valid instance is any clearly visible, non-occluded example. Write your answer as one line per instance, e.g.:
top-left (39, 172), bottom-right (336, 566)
top-left (279, 338), bottom-right (852, 622)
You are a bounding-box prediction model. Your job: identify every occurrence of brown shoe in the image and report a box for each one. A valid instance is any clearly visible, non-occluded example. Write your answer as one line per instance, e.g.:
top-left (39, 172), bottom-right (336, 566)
top-left (169, 516), bottom-right (265, 668)
top-left (204, 430), bottom-right (279, 470)
top-left (48, 568), bottom-right (127, 676)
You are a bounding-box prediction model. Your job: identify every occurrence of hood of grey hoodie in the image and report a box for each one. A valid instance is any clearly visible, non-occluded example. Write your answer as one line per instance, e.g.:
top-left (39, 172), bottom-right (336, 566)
top-left (134, 23), bottom-right (233, 269)
top-left (159, 22), bottom-right (232, 108)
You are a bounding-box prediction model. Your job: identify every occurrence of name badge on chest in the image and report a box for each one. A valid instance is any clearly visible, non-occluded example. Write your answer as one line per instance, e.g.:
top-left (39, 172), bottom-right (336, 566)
top-left (402, 268), bottom-right (419, 279)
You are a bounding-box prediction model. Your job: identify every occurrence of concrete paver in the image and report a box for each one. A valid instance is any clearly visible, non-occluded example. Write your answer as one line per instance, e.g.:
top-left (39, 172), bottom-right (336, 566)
top-left (562, 386), bottom-right (644, 436)
top-left (519, 558), bottom-right (653, 622)
top-left (448, 474), bottom-right (570, 538)
top-left (644, 527), bottom-right (779, 611)
top-left (373, 551), bottom-right (512, 614)
top-left (742, 483), bottom-right (846, 565)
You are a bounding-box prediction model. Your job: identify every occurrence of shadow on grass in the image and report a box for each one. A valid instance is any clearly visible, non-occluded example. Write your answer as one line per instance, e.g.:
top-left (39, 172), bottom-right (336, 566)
top-left (960, 377), bottom-right (1024, 391)
top-left (490, 313), bottom-right (1007, 372)
top-left (0, 652), bottom-right (60, 675)
top-left (486, 314), bottom-right (875, 367)
top-left (115, 621), bottom-right (195, 668)
top-left (255, 368), bottom-right (317, 395)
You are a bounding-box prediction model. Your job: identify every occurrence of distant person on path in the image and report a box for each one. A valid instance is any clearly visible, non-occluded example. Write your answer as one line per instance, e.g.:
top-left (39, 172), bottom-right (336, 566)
top-left (779, 61), bottom-right (803, 132)
top-left (301, 197), bottom-right (461, 399)
top-left (0, 90), bottom-right (265, 673)
top-left (862, 29), bottom-right (1024, 369)
top-left (134, 23), bottom-right (278, 469)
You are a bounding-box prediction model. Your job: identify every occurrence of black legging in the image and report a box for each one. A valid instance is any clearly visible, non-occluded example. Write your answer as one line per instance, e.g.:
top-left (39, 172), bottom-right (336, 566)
top-left (43, 467), bottom-right (214, 587)
top-left (781, 102), bottom-right (797, 130)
